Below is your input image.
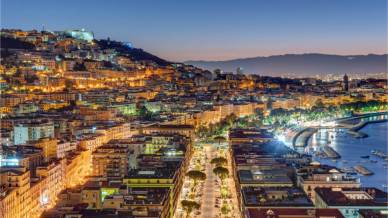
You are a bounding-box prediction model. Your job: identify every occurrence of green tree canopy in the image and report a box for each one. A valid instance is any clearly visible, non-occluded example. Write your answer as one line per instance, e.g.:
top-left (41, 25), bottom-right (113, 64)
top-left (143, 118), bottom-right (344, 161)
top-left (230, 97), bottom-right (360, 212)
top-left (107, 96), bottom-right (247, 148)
top-left (186, 170), bottom-right (206, 186)
top-left (210, 157), bottom-right (227, 166)
top-left (214, 136), bottom-right (226, 145)
top-left (221, 204), bottom-right (230, 216)
top-left (181, 200), bottom-right (200, 218)
top-left (213, 166), bottom-right (229, 181)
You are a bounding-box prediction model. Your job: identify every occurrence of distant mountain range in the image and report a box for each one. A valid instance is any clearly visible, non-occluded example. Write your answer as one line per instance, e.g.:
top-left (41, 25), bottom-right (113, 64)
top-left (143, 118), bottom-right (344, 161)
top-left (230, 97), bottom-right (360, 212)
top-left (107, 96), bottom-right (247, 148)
top-left (185, 54), bottom-right (387, 76)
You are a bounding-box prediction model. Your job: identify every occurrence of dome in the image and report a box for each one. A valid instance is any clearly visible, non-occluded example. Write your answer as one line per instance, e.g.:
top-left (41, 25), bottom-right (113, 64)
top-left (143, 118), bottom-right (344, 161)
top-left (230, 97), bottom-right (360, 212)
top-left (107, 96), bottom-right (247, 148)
top-left (329, 168), bottom-right (339, 173)
top-left (310, 161), bottom-right (321, 166)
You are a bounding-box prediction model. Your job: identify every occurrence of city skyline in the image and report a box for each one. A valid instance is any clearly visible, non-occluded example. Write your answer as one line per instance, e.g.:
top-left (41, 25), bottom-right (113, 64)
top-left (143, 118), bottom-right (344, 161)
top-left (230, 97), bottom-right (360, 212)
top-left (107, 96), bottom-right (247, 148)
top-left (1, 2), bottom-right (388, 218)
top-left (1, 0), bottom-right (387, 61)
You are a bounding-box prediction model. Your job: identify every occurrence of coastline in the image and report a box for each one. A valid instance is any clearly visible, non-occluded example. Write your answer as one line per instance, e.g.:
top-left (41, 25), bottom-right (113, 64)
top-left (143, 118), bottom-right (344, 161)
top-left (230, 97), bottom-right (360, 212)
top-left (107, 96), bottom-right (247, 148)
top-left (345, 119), bottom-right (388, 138)
top-left (293, 128), bottom-right (317, 147)
top-left (292, 111), bottom-right (388, 148)
top-left (312, 122), bottom-right (388, 191)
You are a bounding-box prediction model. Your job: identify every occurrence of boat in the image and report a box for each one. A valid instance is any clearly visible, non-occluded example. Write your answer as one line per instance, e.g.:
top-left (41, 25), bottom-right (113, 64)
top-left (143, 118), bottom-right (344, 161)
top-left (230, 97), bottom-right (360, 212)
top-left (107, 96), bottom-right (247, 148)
top-left (360, 155), bottom-right (370, 159)
top-left (321, 146), bottom-right (341, 159)
top-left (341, 167), bottom-right (356, 174)
top-left (371, 150), bottom-right (388, 159)
top-left (354, 165), bottom-right (374, 176)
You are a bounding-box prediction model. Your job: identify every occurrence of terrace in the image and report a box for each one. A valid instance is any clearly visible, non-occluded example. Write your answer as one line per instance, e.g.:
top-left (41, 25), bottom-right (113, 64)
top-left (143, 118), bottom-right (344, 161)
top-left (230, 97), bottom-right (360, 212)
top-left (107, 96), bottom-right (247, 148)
top-left (238, 169), bottom-right (293, 187)
top-left (315, 187), bottom-right (388, 207)
top-left (242, 186), bottom-right (313, 207)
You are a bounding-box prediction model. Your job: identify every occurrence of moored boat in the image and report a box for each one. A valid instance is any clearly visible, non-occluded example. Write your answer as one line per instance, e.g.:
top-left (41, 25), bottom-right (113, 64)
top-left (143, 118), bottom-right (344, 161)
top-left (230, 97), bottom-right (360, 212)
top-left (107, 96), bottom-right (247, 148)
top-left (354, 165), bottom-right (374, 176)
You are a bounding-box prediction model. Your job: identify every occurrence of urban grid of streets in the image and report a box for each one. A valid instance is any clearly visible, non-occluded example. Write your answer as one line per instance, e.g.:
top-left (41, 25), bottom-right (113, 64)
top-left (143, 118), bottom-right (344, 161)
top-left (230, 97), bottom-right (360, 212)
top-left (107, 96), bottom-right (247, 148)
top-left (175, 139), bottom-right (240, 218)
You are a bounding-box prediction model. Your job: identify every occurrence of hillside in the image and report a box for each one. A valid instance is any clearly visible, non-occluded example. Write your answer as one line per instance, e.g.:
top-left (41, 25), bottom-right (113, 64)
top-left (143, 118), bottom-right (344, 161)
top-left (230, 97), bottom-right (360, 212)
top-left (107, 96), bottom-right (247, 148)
top-left (96, 39), bottom-right (171, 66)
top-left (0, 36), bottom-right (35, 49)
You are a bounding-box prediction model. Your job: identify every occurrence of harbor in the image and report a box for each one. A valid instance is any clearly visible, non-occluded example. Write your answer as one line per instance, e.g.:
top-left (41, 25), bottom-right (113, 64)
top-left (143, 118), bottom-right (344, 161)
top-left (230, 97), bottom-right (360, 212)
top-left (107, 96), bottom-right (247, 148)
top-left (306, 121), bottom-right (388, 190)
top-left (292, 112), bottom-right (388, 148)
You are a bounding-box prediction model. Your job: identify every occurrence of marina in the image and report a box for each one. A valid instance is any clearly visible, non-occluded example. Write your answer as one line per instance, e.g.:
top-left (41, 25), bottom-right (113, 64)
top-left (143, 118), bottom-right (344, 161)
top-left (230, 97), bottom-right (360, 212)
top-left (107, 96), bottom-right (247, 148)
top-left (306, 121), bottom-right (388, 190)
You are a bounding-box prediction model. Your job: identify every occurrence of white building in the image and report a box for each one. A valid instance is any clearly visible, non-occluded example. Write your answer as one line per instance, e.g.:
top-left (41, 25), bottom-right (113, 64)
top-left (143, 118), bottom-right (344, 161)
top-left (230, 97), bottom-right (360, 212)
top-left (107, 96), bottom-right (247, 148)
top-left (13, 121), bottom-right (55, 145)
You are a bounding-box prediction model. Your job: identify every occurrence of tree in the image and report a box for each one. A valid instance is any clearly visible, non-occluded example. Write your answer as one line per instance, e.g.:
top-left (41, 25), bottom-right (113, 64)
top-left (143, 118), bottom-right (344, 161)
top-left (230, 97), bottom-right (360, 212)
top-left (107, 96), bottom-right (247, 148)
top-left (181, 200), bottom-right (200, 218)
top-left (214, 136), bottom-right (226, 146)
top-left (314, 99), bottom-right (325, 109)
top-left (73, 62), bottom-right (86, 71)
top-left (213, 166), bottom-right (229, 183)
top-left (186, 170), bottom-right (206, 188)
top-left (138, 105), bottom-right (153, 120)
top-left (196, 125), bottom-right (208, 139)
top-left (221, 204), bottom-right (230, 217)
top-left (210, 157), bottom-right (227, 167)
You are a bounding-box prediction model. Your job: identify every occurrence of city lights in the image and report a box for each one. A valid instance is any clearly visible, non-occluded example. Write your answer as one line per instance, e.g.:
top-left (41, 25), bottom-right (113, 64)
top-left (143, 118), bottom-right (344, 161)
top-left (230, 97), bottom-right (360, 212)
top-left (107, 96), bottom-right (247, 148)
top-left (0, 2), bottom-right (387, 218)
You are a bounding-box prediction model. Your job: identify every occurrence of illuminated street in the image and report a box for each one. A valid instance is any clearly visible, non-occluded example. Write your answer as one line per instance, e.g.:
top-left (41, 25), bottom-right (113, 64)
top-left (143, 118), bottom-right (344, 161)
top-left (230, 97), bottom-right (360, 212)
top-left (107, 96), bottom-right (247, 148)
top-left (200, 144), bottom-right (217, 218)
top-left (175, 139), bottom-right (241, 218)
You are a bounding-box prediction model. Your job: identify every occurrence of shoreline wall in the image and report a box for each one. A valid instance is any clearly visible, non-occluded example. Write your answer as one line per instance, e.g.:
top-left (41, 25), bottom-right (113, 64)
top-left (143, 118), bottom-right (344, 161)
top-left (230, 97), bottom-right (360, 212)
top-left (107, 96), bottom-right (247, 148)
top-left (292, 111), bottom-right (388, 148)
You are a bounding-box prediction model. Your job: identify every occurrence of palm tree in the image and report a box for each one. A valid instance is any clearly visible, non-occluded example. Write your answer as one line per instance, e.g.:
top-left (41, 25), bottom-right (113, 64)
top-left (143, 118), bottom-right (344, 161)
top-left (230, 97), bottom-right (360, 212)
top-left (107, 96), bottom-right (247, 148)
top-left (186, 170), bottom-right (206, 188)
top-left (213, 166), bottom-right (229, 184)
top-left (181, 200), bottom-right (200, 218)
top-left (210, 157), bottom-right (227, 166)
top-left (214, 136), bottom-right (226, 147)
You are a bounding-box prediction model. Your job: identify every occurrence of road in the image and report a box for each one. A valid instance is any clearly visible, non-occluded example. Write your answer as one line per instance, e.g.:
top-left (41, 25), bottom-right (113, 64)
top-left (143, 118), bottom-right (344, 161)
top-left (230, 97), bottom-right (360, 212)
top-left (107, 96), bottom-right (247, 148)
top-left (200, 144), bottom-right (217, 218)
top-left (174, 141), bottom-right (241, 218)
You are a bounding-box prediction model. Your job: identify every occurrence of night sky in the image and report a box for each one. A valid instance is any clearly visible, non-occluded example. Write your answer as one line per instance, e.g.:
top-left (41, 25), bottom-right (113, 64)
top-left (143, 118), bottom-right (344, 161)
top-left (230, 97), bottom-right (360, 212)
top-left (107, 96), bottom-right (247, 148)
top-left (1, 0), bottom-right (386, 61)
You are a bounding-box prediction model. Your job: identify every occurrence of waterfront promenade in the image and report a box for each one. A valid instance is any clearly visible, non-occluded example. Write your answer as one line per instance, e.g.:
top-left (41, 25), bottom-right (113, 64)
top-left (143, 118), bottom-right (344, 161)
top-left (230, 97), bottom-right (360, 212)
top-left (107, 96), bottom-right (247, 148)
top-left (292, 111), bottom-right (388, 148)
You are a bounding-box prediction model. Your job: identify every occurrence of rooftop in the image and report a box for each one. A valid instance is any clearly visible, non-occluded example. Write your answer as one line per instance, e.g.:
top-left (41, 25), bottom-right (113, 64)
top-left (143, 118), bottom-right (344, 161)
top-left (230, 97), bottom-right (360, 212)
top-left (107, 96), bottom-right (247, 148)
top-left (242, 186), bottom-right (313, 207)
top-left (246, 208), bottom-right (345, 218)
top-left (315, 187), bottom-right (388, 207)
top-left (238, 169), bottom-right (293, 185)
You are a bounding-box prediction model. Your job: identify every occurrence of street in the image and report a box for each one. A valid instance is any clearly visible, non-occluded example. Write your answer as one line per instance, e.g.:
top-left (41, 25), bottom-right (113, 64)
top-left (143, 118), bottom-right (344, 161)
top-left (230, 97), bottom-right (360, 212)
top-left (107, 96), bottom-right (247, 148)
top-left (200, 144), bottom-right (217, 218)
top-left (175, 140), bottom-right (241, 218)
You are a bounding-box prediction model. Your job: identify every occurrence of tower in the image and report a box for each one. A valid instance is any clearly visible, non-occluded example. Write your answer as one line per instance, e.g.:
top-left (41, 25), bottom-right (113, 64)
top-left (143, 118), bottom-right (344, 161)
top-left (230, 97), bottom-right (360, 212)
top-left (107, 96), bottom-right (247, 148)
top-left (343, 74), bottom-right (349, 92)
top-left (236, 67), bottom-right (244, 75)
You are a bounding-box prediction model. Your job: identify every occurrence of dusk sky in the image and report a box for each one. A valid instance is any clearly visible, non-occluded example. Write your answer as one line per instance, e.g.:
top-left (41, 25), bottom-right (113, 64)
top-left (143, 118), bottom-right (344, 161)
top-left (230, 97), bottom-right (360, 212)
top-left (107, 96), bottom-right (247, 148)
top-left (1, 0), bottom-right (387, 62)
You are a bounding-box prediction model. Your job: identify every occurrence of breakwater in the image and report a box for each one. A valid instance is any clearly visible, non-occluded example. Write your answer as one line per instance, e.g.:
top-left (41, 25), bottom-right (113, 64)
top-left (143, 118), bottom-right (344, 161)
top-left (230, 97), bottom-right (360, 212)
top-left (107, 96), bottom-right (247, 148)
top-left (338, 114), bottom-right (388, 138)
top-left (293, 128), bottom-right (317, 147)
top-left (309, 122), bottom-right (388, 190)
top-left (292, 112), bottom-right (388, 148)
